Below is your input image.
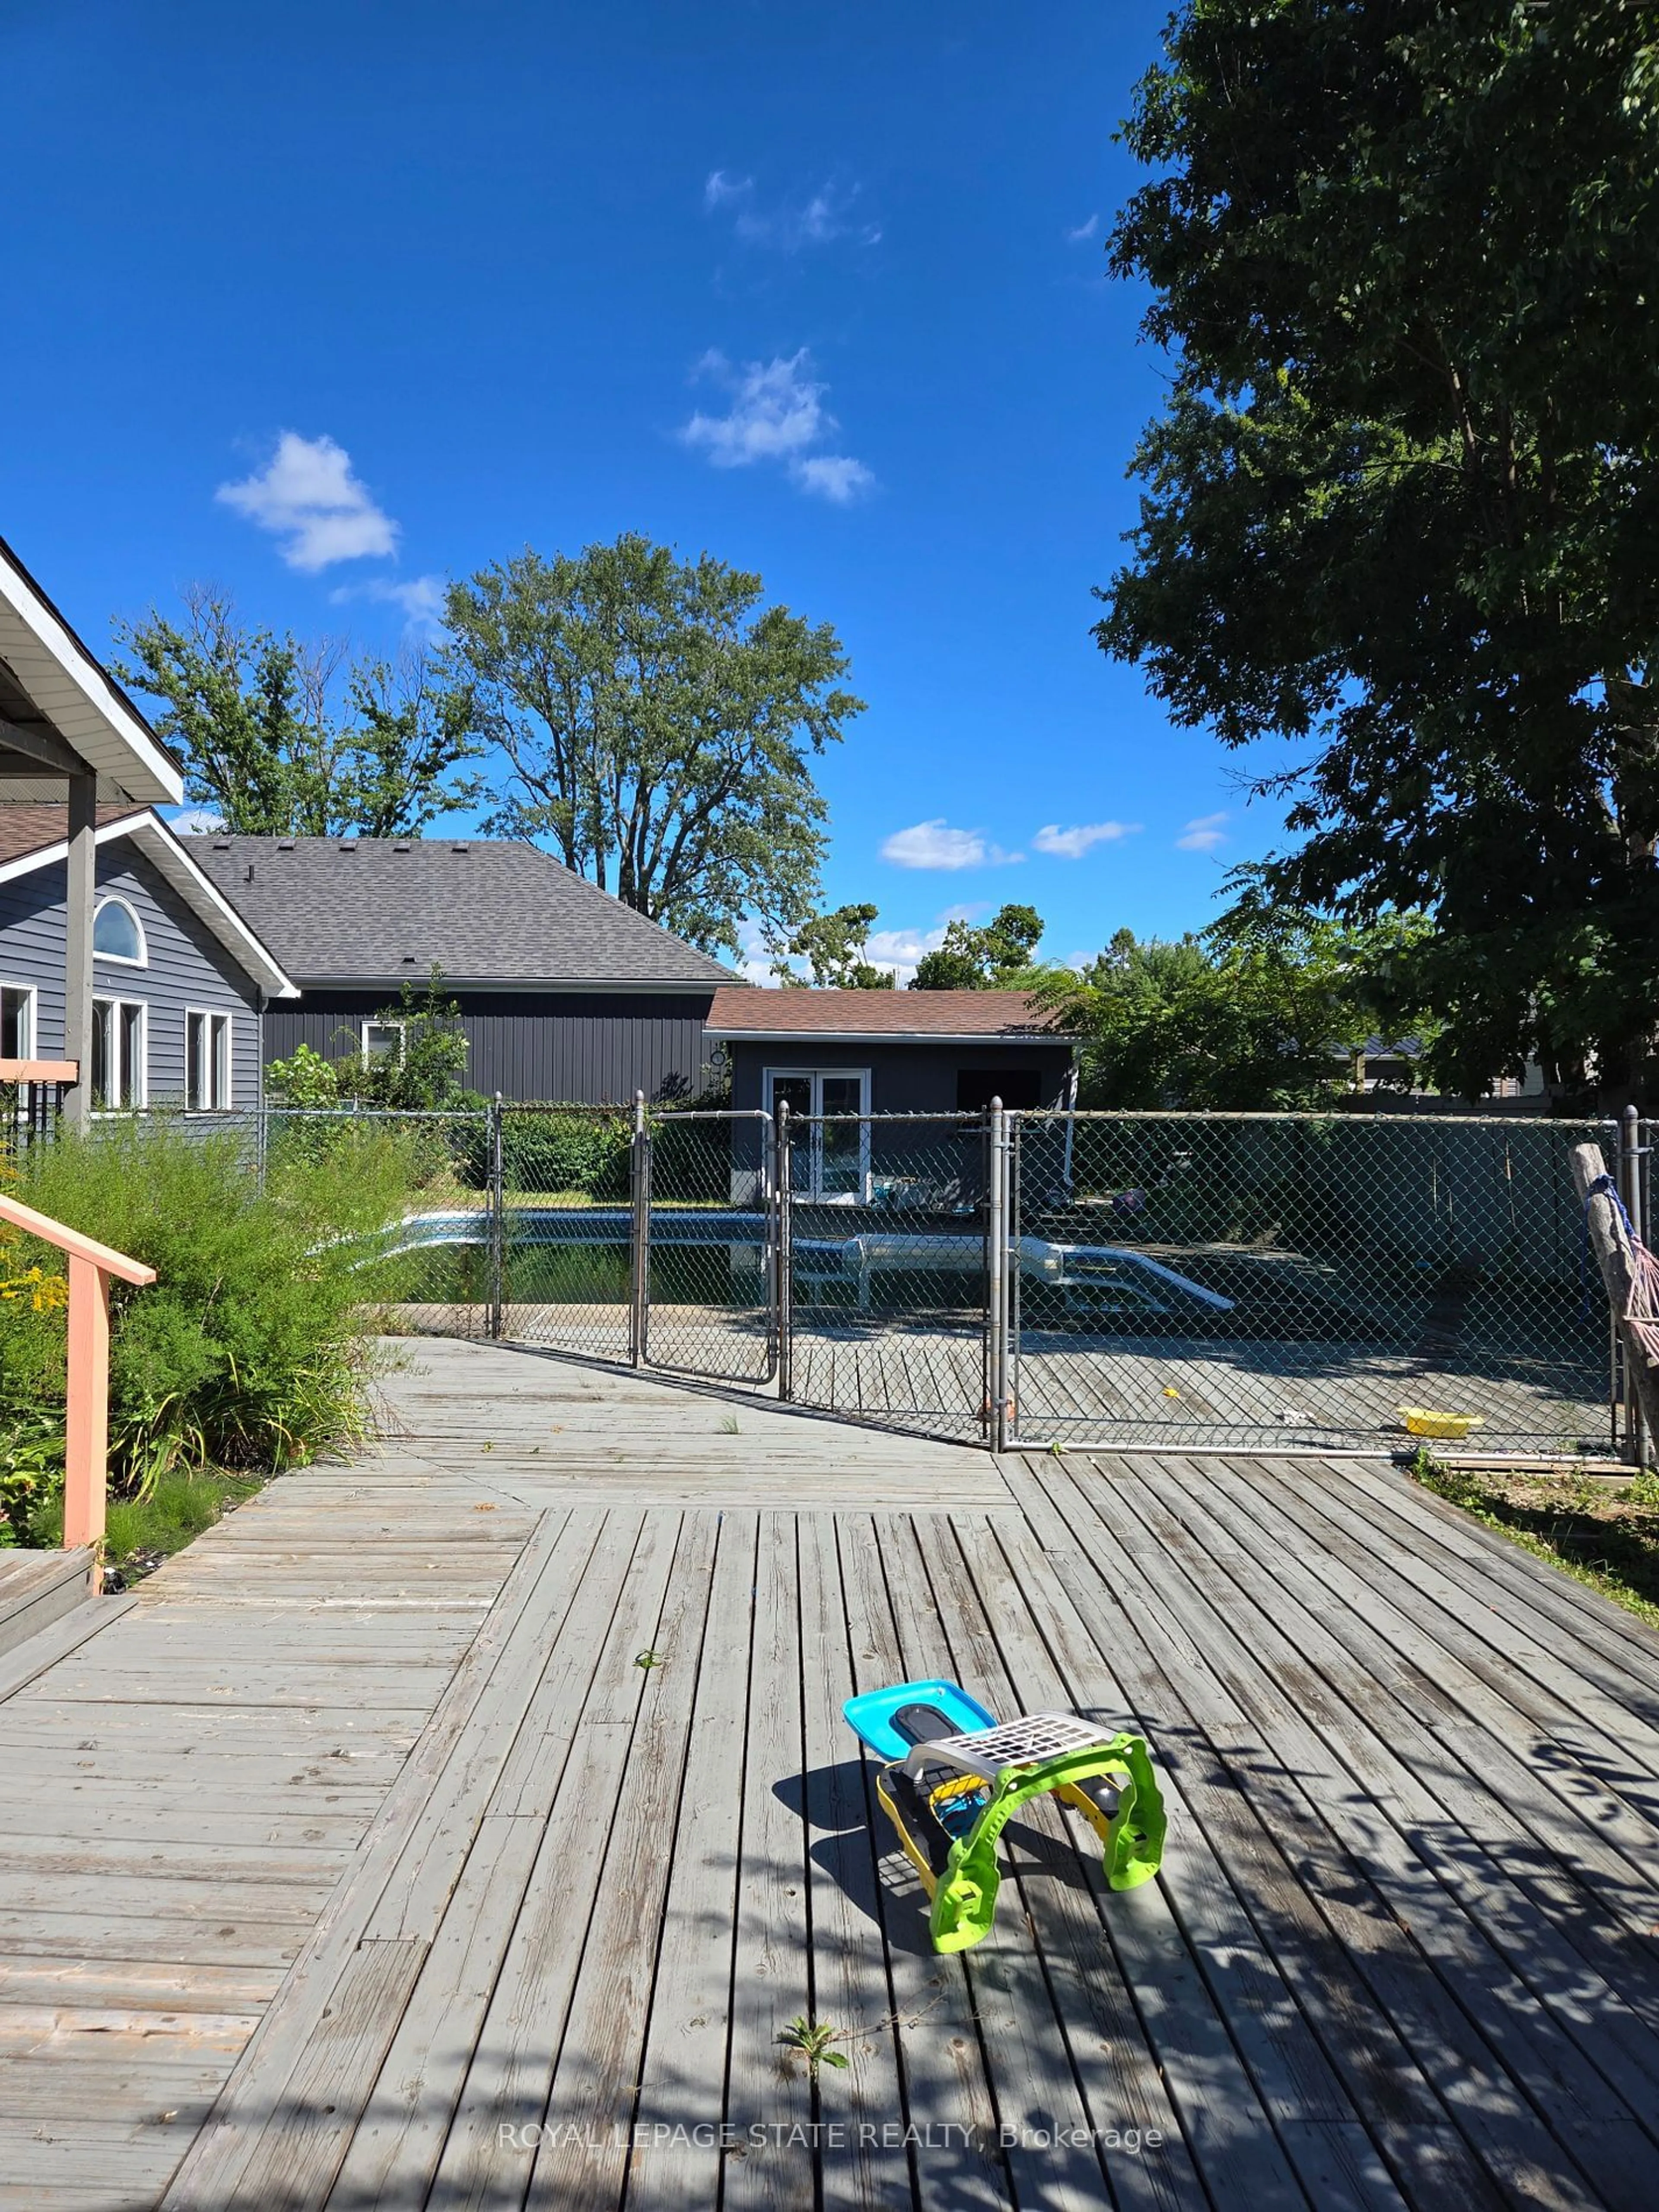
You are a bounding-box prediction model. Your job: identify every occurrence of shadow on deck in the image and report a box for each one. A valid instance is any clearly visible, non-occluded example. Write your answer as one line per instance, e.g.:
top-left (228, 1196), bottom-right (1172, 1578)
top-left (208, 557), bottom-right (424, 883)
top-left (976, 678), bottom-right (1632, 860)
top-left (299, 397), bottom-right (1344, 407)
top-left (2, 1337), bottom-right (1657, 2211)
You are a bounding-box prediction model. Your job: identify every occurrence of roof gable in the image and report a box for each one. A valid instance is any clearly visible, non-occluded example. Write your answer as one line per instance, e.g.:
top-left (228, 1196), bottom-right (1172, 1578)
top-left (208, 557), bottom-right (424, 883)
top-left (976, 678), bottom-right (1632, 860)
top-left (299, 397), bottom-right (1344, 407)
top-left (0, 806), bottom-right (296, 996)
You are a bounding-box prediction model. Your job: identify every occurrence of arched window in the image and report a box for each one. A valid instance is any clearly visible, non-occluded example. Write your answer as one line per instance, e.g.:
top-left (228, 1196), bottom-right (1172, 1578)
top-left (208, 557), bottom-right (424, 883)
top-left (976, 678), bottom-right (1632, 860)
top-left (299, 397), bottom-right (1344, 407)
top-left (92, 896), bottom-right (146, 966)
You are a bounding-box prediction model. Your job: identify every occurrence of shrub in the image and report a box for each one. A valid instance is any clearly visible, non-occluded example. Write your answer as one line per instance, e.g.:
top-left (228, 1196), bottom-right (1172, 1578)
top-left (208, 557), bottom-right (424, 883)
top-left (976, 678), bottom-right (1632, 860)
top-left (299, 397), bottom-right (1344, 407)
top-left (496, 1109), bottom-right (632, 1198)
top-left (0, 1117), bottom-right (417, 1497)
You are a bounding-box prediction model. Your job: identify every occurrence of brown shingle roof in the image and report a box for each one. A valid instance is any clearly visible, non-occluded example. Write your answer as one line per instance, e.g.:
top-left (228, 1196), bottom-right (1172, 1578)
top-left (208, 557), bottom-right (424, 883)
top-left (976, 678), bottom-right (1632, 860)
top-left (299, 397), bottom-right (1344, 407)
top-left (706, 987), bottom-right (1058, 1038)
top-left (0, 803), bottom-right (145, 867)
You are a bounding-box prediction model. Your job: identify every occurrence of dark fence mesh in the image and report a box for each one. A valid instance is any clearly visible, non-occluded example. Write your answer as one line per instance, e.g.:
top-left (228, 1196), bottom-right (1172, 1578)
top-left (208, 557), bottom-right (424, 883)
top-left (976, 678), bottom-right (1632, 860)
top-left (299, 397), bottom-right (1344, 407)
top-left (495, 1105), bottom-right (636, 1362)
top-left (783, 1113), bottom-right (992, 1443)
top-left (265, 1109), bottom-right (496, 1340)
top-left (1007, 1111), bottom-right (1617, 1452)
top-left (74, 1100), bottom-right (1627, 1458)
top-left (641, 1110), bottom-right (774, 1383)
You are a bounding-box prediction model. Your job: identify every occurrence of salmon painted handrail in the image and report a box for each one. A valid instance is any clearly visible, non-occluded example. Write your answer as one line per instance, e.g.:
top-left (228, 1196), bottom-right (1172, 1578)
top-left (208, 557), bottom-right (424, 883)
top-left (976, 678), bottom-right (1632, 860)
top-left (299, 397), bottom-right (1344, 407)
top-left (0, 1192), bottom-right (155, 1579)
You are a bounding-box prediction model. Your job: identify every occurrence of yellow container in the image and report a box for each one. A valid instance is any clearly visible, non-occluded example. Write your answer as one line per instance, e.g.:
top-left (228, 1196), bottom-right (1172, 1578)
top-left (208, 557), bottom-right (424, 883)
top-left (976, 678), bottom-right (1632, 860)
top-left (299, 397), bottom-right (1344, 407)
top-left (1398, 1406), bottom-right (1485, 1440)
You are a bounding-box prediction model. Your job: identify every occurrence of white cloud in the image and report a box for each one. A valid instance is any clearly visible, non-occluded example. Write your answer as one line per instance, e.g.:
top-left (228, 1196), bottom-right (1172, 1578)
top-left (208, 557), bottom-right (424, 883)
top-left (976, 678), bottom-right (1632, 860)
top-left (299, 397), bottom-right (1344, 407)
top-left (1031, 820), bottom-right (1140, 860)
top-left (704, 171), bottom-right (879, 250)
top-left (704, 168), bottom-right (753, 209)
top-left (1066, 213), bottom-right (1100, 243)
top-left (1176, 812), bottom-right (1228, 852)
top-left (680, 350), bottom-right (875, 502)
top-left (216, 432), bottom-right (399, 572)
top-left (880, 819), bottom-right (1026, 870)
top-left (165, 804), bottom-right (226, 836)
top-left (331, 572), bottom-right (448, 633)
top-left (792, 454), bottom-right (876, 504)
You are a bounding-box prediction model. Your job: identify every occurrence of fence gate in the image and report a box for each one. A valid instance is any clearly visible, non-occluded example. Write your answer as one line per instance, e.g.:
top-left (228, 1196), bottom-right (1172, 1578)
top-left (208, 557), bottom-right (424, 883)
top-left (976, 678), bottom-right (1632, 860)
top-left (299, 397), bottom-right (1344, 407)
top-left (637, 1108), bottom-right (776, 1383)
top-left (779, 1109), bottom-right (995, 1444)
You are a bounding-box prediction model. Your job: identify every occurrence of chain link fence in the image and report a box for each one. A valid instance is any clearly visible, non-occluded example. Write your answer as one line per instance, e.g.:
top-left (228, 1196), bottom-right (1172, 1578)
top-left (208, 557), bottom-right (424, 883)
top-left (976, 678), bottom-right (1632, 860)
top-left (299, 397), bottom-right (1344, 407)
top-left (1005, 1110), bottom-right (1618, 1454)
top-left (67, 1097), bottom-right (1631, 1458)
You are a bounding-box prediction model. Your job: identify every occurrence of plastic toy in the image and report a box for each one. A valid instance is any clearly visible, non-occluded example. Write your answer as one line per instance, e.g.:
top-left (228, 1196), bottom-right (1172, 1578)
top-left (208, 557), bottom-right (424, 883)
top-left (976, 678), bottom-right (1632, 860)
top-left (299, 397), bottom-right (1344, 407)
top-left (843, 1677), bottom-right (1166, 1953)
top-left (1397, 1405), bottom-right (1485, 1439)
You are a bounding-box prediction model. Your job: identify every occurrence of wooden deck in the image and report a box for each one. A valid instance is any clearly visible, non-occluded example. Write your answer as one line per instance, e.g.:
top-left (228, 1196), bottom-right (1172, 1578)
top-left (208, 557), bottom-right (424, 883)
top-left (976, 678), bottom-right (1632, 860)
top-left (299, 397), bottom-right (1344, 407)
top-left (2, 1337), bottom-right (1658, 2209)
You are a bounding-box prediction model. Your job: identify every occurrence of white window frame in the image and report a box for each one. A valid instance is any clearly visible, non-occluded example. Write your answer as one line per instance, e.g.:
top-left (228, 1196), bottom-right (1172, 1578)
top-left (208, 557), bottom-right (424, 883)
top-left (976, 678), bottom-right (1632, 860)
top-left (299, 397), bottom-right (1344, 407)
top-left (92, 895), bottom-right (148, 968)
top-left (185, 1008), bottom-right (235, 1112)
top-left (92, 995), bottom-right (148, 1111)
top-left (763, 1066), bottom-right (871, 1202)
top-left (0, 979), bottom-right (38, 1063)
top-left (361, 1019), bottom-right (407, 1066)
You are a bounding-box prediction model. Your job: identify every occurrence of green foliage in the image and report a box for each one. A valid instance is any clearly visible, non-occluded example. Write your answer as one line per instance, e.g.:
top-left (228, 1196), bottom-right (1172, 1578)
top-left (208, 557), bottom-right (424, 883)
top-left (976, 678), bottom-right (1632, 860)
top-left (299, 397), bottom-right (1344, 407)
top-left (1034, 911), bottom-right (1431, 1108)
top-left (774, 902), bottom-right (894, 988)
top-left (0, 1119), bottom-right (416, 1497)
top-left (911, 903), bottom-right (1046, 991)
top-left (113, 585), bottom-right (477, 836)
top-left (266, 972), bottom-right (476, 1113)
top-left (498, 1110), bottom-right (632, 1198)
top-left (1408, 1448), bottom-right (1659, 1626)
top-left (438, 534), bottom-right (864, 956)
top-left (775, 2016), bottom-right (850, 2076)
top-left (0, 1414), bottom-right (62, 1547)
top-left (1100, 1), bottom-right (1659, 1101)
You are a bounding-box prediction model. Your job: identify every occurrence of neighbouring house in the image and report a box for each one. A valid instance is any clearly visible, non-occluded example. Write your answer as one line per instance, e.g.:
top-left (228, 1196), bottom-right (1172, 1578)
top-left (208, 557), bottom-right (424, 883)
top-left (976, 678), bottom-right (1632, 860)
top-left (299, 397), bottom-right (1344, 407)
top-left (0, 536), bottom-right (190, 1122)
top-left (0, 807), bottom-right (296, 1112)
top-left (194, 835), bottom-right (733, 1103)
top-left (705, 986), bottom-right (1076, 1201)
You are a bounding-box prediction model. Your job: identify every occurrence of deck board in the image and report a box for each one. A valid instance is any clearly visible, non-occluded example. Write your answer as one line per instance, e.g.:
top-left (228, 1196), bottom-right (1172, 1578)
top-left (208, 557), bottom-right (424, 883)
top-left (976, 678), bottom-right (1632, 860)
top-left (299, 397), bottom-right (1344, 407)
top-left (1, 1338), bottom-right (1657, 2211)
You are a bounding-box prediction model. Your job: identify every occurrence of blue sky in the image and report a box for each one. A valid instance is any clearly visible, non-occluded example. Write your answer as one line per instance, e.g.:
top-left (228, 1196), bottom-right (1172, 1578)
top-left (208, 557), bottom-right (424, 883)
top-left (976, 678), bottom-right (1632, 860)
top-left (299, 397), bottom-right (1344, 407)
top-left (2, 0), bottom-right (1286, 979)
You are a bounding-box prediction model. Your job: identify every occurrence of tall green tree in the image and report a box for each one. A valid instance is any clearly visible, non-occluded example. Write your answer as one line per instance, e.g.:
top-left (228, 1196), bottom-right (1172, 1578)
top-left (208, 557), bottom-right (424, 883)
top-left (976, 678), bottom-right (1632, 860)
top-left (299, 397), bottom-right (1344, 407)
top-left (774, 902), bottom-right (895, 988)
top-left (1100, 1), bottom-right (1659, 1102)
top-left (114, 587), bottom-right (476, 836)
top-left (438, 535), bottom-right (863, 958)
top-left (1034, 912), bottom-right (1433, 1109)
top-left (910, 903), bottom-right (1046, 990)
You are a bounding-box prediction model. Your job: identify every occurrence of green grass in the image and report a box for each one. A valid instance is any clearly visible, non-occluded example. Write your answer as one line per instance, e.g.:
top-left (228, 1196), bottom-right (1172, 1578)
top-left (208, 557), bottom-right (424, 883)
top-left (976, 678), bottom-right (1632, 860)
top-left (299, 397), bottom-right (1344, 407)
top-left (1406, 1448), bottom-right (1659, 1629)
top-left (29, 1464), bottom-right (266, 1575)
top-left (105, 1468), bottom-right (265, 1567)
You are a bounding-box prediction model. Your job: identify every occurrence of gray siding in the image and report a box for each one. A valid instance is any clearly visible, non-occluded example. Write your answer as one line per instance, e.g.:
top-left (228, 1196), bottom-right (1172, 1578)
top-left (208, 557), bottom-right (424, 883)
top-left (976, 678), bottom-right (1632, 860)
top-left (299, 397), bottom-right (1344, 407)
top-left (262, 989), bottom-right (718, 1104)
top-left (728, 1037), bottom-right (1075, 1116)
top-left (0, 849), bottom-right (264, 1108)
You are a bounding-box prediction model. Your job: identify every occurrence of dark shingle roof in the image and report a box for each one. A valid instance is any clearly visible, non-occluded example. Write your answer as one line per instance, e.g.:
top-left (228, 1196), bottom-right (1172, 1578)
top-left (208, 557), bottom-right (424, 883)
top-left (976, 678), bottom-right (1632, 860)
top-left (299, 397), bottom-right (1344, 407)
top-left (192, 836), bottom-right (732, 988)
top-left (707, 987), bottom-right (1059, 1038)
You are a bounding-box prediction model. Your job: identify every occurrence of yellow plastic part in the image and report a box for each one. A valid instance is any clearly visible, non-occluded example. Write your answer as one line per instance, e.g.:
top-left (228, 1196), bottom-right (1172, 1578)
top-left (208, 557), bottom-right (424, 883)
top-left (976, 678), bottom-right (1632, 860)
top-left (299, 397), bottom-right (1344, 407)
top-left (1398, 1406), bottom-right (1485, 1438)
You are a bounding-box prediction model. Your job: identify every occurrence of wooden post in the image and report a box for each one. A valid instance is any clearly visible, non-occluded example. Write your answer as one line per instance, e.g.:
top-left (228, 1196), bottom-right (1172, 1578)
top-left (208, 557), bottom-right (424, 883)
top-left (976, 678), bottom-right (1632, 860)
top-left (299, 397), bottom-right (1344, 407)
top-left (0, 1192), bottom-right (155, 1591)
top-left (1571, 1140), bottom-right (1659, 1460)
top-left (62, 1254), bottom-right (111, 1577)
top-left (63, 770), bottom-right (97, 1131)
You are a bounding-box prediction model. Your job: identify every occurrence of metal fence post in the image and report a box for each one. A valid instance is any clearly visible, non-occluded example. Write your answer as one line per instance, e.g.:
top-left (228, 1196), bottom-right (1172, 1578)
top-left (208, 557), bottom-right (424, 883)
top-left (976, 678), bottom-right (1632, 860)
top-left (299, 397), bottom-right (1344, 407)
top-left (986, 1096), bottom-right (1009, 1453)
top-left (1621, 1104), bottom-right (1647, 1464)
top-left (775, 1100), bottom-right (793, 1400)
top-left (629, 1090), bottom-right (648, 1368)
top-left (488, 1094), bottom-right (505, 1341)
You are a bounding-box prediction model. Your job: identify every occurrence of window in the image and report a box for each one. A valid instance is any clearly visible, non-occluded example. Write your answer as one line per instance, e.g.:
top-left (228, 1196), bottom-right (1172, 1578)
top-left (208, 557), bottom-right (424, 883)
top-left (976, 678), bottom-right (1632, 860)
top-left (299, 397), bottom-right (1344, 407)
top-left (92, 897), bottom-right (146, 966)
top-left (186, 1011), bottom-right (233, 1111)
top-left (0, 984), bottom-right (35, 1061)
top-left (361, 1020), bottom-right (406, 1065)
top-left (91, 997), bottom-right (146, 1110)
top-left (763, 1068), bottom-right (871, 1201)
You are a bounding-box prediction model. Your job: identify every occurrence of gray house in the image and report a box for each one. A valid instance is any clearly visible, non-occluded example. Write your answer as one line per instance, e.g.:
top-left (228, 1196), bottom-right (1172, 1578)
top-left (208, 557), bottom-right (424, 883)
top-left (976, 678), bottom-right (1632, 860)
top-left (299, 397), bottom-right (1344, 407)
top-left (0, 807), bottom-right (296, 1111)
top-left (194, 836), bottom-right (732, 1103)
top-left (0, 535), bottom-right (189, 1123)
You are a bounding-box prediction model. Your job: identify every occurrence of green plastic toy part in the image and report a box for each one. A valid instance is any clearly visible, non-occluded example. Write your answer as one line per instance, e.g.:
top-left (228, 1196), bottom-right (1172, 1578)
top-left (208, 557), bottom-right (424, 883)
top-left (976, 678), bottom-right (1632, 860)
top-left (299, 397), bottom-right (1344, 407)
top-left (927, 1735), bottom-right (1165, 1955)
